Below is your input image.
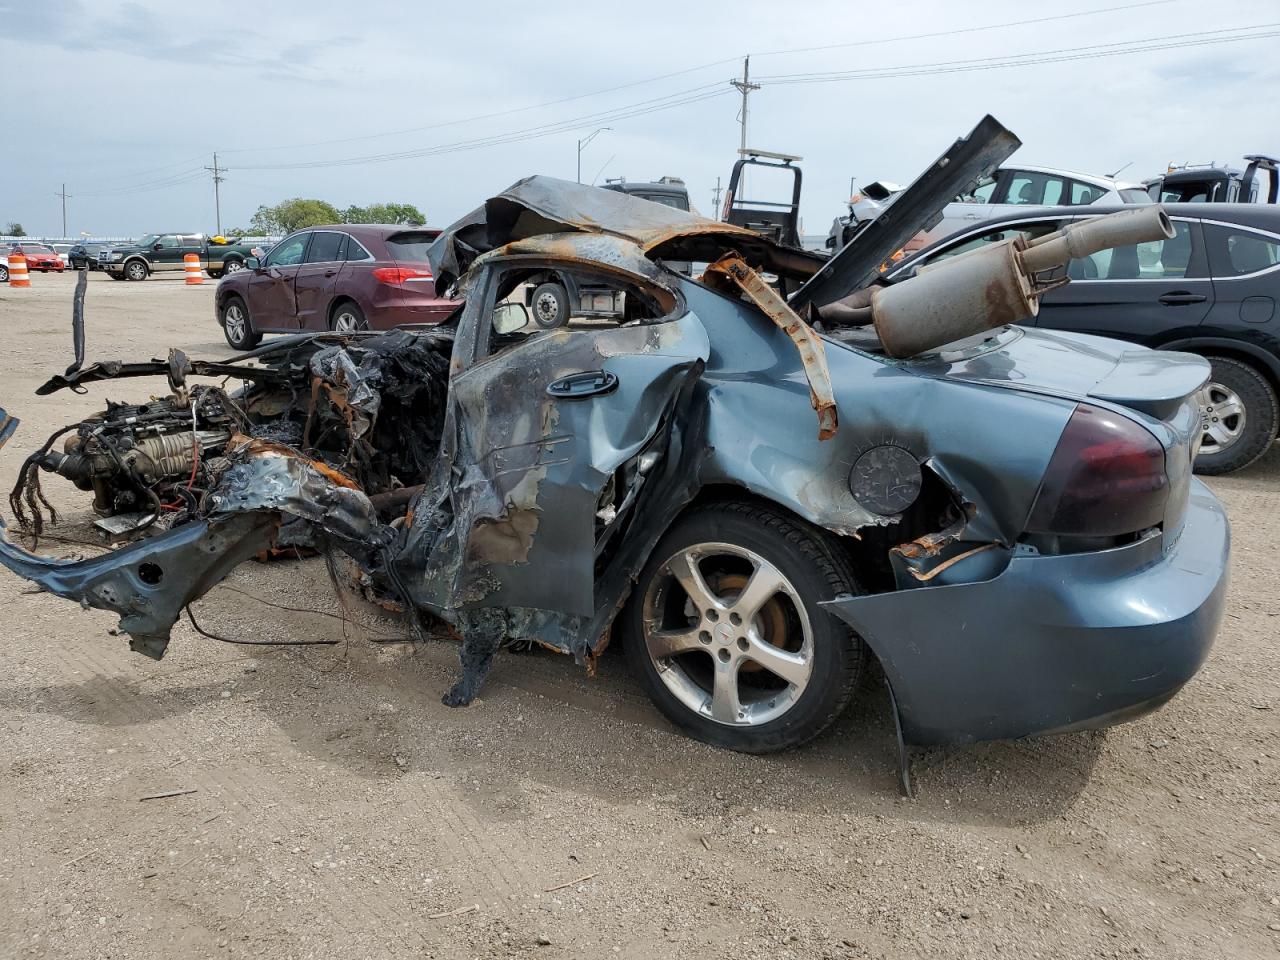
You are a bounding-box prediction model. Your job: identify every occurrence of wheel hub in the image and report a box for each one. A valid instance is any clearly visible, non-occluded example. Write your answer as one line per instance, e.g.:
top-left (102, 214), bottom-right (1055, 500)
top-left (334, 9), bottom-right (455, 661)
top-left (1197, 381), bottom-right (1246, 453)
top-left (642, 543), bottom-right (813, 727)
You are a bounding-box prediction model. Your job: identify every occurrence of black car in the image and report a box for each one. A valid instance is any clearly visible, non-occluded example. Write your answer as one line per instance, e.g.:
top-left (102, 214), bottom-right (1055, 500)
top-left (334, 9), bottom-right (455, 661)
top-left (889, 203), bottom-right (1280, 473)
top-left (68, 241), bottom-right (121, 271)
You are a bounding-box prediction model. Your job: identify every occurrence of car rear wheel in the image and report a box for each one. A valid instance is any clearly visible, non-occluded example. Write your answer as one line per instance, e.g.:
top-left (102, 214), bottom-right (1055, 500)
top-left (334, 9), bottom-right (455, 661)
top-left (624, 501), bottom-right (866, 753)
top-left (1194, 356), bottom-right (1278, 475)
top-left (223, 258), bottom-right (246, 276)
top-left (207, 269), bottom-right (224, 280)
top-left (220, 296), bottom-right (261, 350)
top-left (330, 301), bottom-right (368, 333)
top-left (0, 263), bottom-right (7, 283)
top-left (530, 282), bottom-right (570, 329)
top-left (124, 260), bottom-right (149, 281)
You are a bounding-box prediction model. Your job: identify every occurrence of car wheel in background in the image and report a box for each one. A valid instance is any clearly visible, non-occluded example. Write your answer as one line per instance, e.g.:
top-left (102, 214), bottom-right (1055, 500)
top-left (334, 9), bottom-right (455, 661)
top-left (108, 272), bottom-right (125, 280)
top-left (1194, 356), bottom-right (1279, 475)
top-left (0, 262), bottom-right (7, 283)
top-left (530, 282), bottom-right (569, 329)
top-left (223, 259), bottom-right (246, 276)
top-left (624, 501), bottom-right (866, 753)
top-left (330, 301), bottom-right (368, 333)
top-left (220, 296), bottom-right (261, 350)
top-left (124, 260), bottom-right (149, 281)
top-left (207, 269), bottom-right (224, 280)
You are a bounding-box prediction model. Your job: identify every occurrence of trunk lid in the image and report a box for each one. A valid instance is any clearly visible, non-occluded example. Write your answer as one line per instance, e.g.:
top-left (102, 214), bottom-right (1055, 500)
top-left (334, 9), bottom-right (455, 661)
top-left (899, 325), bottom-right (1207, 540)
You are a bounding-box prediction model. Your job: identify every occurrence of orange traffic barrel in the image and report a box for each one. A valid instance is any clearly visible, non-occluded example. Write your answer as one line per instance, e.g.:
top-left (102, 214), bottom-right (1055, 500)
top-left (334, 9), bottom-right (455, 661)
top-left (184, 253), bottom-right (203, 285)
top-left (7, 253), bottom-right (30, 287)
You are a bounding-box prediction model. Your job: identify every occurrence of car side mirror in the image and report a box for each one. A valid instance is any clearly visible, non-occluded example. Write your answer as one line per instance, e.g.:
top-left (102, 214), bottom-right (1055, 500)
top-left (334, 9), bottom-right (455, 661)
top-left (492, 302), bottom-right (530, 335)
top-left (152, 242), bottom-right (163, 251)
top-left (246, 256), bottom-right (261, 270)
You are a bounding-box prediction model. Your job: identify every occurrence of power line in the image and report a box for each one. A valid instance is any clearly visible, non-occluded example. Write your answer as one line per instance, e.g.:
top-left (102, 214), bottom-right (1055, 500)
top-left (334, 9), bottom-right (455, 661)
top-left (748, 0), bottom-right (1175, 59)
top-left (233, 85), bottom-right (731, 172)
top-left (214, 0), bottom-right (1177, 162)
top-left (756, 23), bottom-right (1280, 84)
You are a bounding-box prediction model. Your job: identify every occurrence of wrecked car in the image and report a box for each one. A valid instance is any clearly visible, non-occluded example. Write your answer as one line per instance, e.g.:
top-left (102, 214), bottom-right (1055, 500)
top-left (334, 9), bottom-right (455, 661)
top-left (0, 117), bottom-right (1229, 775)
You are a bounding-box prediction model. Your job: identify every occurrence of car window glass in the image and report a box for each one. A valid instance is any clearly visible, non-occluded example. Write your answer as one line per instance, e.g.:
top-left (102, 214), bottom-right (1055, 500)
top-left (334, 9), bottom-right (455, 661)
top-left (385, 231), bottom-right (438, 262)
top-left (483, 266), bottom-right (677, 360)
top-left (922, 222), bottom-right (1059, 267)
top-left (1070, 180), bottom-right (1107, 204)
top-left (1005, 172), bottom-right (1068, 205)
top-left (1119, 188), bottom-right (1154, 204)
top-left (304, 231), bottom-right (343, 263)
top-left (156, 236), bottom-right (181, 249)
top-left (1073, 218), bottom-right (1197, 280)
top-left (345, 237), bottom-right (371, 261)
top-left (181, 235), bottom-right (203, 247)
top-left (1206, 225), bottom-right (1280, 277)
top-left (961, 175), bottom-right (997, 203)
top-left (266, 234), bottom-right (308, 267)
top-left (635, 193), bottom-right (688, 210)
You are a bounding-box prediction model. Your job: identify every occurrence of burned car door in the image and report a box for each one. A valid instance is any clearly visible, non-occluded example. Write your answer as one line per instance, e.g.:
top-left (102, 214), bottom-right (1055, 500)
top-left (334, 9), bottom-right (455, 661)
top-left (413, 257), bottom-right (709, 624)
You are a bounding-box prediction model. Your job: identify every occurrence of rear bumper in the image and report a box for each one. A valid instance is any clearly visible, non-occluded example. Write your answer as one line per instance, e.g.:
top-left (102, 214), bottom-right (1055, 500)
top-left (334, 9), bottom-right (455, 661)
top-left (821, 479), bottom-right (1230, 745)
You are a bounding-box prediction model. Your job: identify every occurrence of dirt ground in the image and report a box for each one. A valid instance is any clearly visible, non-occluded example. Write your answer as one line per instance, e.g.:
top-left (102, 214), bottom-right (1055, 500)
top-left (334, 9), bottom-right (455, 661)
top-left (0, 271), bottom-right (1275, 960)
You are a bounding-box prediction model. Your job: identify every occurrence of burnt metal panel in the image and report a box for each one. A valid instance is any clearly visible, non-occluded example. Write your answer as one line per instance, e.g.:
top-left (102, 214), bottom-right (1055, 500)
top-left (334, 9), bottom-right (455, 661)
top-left (790, 115), bottom-right (1021, 312)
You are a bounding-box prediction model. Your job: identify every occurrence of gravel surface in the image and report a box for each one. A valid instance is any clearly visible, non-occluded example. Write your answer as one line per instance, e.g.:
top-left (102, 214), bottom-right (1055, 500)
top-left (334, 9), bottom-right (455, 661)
top-left (0, 272), bottom-right (1276, 959)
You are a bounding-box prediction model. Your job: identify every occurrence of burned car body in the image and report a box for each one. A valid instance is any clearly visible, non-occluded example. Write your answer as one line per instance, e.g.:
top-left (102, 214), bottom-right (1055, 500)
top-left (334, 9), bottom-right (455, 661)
top-left (0, 118), bottom-right (1229, 768)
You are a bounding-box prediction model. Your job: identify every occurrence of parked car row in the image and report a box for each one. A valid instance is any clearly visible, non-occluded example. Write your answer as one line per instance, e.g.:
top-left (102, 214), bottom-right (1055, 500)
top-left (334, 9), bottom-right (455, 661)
top-left (1, 242), bottom-right (66, 280)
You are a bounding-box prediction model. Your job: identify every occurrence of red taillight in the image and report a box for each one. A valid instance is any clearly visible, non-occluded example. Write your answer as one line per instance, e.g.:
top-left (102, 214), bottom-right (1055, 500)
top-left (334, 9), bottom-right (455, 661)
top-left (1026, 404), bottom-right (1169, 537)
top-left (372, 266), bottom-right (433, 286)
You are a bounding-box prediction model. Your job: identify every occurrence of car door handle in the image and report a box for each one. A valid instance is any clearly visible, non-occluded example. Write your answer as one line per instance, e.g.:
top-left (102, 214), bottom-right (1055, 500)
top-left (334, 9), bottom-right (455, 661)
top-left (323, 270), bottom-right (337, 277)
top-left (546, 370), bottom-right (619, 399)
top-left (1158, 291), bottom-right (1207, 306)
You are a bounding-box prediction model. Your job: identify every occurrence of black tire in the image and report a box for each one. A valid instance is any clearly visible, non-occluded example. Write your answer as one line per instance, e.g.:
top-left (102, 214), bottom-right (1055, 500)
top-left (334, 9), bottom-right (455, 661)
top-left (329, 300), bottom-right (368, 333)
top-left (0, 263), bottom-right (7, 283)
top-left (123, 259), bottom-right (149, 281)
top-left (220, 295), bottom-right (261, 350)
top-left (108, 272), bottom-right (126, 280)
top-left (623, 501), bottom-right (866, 753)
top-left (207, 269), bottom-right (224, 280)
top-left (1194, 356), bottom-right (1278, 475)
top-left (222, 257), bottom-right (246, 277)
top-left (530, 281), bottom-right (570, 329)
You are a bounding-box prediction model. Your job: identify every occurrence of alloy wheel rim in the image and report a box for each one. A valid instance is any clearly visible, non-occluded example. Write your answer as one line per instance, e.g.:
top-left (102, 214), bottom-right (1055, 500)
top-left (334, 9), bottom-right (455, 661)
top-left (127, 263), bottom-right (145, 280)
top-left (535, 292), bottom-right (560, 324)
top-left (1198, 381), bottom-right (1246, 453)
top-left (225, 260), bottom-right (245, 274)
top-left (642, 542), bottom-right (814, 727)
top-left (334, 311), bottom-right (361, 332)
top-left (224, 305), bottom-right (245, 342)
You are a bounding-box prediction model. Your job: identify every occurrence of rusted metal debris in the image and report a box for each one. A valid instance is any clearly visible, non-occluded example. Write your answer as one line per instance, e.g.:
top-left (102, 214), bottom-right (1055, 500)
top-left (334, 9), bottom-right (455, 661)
top-left (704, 253), bottom-right (838, 440)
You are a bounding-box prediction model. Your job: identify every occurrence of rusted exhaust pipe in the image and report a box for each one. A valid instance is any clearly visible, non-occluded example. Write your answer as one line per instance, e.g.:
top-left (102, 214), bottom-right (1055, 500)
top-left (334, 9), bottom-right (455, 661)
top-left (863, 205), bottom-right (1174, 358)
top-left (1020, 206), bottom-right (1173, 274)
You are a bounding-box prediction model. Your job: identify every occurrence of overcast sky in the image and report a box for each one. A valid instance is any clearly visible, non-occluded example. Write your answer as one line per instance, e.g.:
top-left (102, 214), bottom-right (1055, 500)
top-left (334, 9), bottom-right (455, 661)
top-left (2, 0), bottom-right (1277, 239)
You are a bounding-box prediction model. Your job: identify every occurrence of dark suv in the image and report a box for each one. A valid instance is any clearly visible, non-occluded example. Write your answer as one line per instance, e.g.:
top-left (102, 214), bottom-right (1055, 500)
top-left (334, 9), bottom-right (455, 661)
top-left (889, 203), bottom-right (1280, 473)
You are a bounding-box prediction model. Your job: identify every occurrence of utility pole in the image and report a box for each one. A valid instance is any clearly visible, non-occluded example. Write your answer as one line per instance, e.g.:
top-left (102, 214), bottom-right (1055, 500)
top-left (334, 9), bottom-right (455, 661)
top-left (55, 183), bottom-right (71, 237)
top-left (711, 176), bottom-right (723, 219)
top-left (205, 153), bottom-right (225, 235)
top-left (729, 56), bottom-right (760, 153)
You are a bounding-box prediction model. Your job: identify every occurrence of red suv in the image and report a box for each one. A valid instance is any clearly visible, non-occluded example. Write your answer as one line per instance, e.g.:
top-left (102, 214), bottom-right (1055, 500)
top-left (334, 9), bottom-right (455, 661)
top-left (214, 224), bottom-right (459, 349)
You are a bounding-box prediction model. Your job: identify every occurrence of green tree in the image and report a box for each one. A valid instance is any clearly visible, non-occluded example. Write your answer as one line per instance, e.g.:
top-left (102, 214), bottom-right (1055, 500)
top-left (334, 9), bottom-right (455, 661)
top-left (341, 202), bottom-right (426, 225)
top-left (5, 222), bottom-right (26, 237)
top-left (248, 198), bottom-right (341, 235)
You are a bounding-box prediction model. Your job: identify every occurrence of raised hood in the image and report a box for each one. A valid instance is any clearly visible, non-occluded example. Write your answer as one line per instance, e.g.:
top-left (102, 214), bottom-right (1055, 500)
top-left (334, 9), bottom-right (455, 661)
top-left (427, 175), bottom-right (825, 290)
top-left (790, 115), bottom-right (1021, 312)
